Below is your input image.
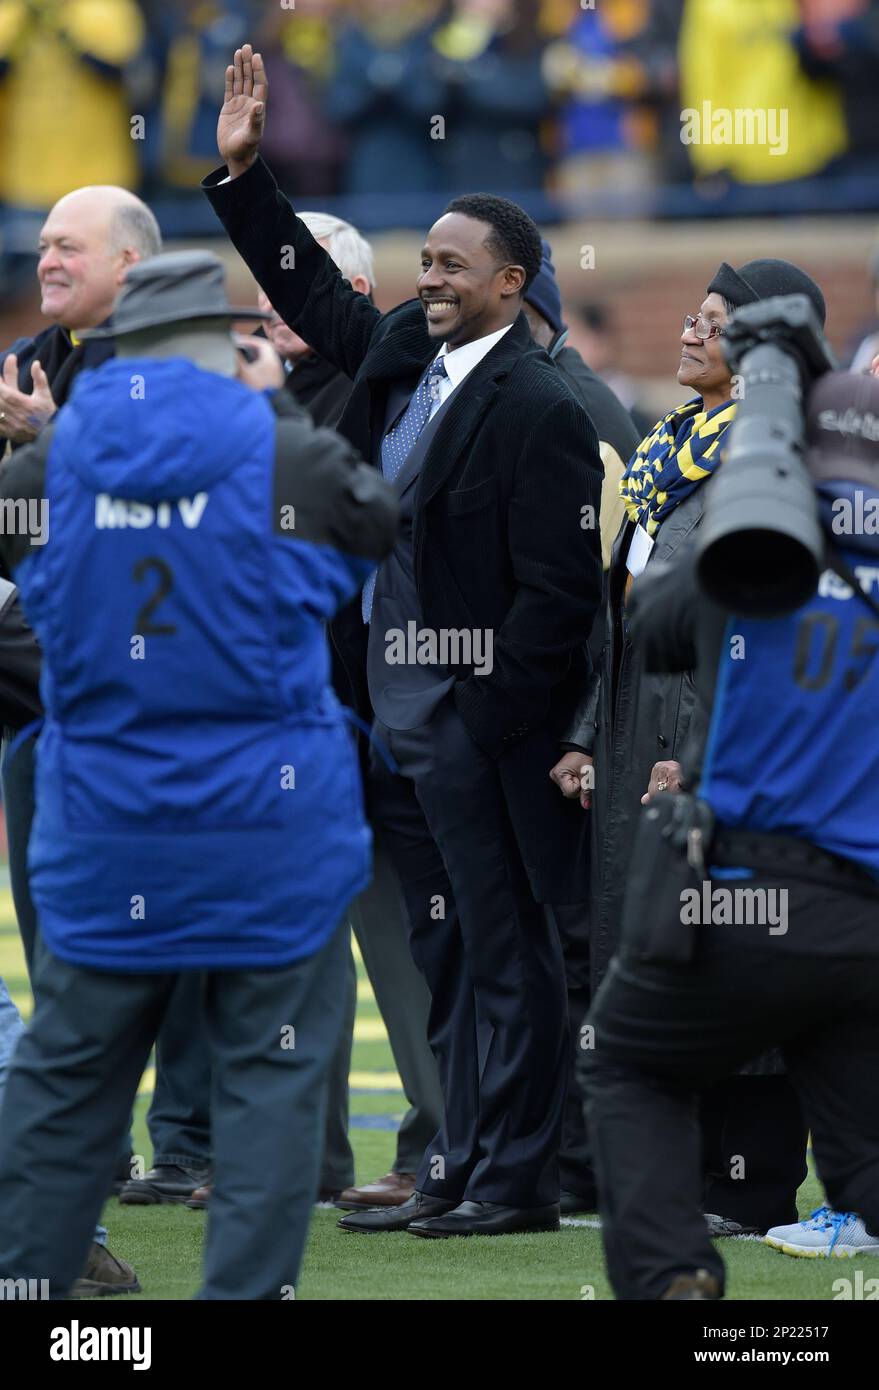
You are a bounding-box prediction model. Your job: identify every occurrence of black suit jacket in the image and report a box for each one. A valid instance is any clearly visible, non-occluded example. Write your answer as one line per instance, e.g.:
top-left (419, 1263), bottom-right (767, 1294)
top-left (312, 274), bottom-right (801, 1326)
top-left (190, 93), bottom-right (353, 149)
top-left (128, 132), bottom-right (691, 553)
top-left (204, 158), bottom-right (603, 901)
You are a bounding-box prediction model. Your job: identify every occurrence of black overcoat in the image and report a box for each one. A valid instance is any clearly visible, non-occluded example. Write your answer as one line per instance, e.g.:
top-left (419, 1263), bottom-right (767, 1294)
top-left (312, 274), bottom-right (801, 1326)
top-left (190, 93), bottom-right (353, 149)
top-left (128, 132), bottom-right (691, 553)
top-left (204, 157), bottom-right (604, 902)
top-left (565, 484), bottom-right (712, 976)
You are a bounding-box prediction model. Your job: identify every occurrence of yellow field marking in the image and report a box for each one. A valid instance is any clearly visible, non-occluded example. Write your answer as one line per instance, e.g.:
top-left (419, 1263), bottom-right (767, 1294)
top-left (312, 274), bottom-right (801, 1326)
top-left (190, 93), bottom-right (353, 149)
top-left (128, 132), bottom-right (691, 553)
top-left (9, 994), bottom-right (31, 1020)
top-left (353, 1018), bottom-right (389, 1041)
top-left (349, 1071), bottom-right (402, 1090)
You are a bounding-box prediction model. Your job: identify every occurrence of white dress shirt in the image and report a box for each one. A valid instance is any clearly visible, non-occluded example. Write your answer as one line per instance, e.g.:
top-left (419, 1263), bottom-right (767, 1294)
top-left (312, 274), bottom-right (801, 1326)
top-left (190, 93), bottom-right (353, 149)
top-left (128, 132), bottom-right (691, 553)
top-left (427, 323), bottom-right (514, 420)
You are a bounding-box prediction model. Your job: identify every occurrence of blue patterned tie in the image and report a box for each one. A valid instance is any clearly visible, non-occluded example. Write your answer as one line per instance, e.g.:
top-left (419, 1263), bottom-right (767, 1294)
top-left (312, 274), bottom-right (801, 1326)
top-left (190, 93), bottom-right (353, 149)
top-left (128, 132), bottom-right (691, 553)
top-left (362, 355), bottom-right (449, 622)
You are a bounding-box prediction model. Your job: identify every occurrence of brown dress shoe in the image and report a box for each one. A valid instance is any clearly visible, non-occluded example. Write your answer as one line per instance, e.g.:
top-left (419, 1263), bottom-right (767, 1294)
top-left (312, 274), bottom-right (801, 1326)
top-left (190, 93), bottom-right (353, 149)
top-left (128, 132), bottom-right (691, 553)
top-left (185, 1183), bottom-right (212, 1209)
top-left (661, 1269), bottom-right (721, 1300)
top-left (70, 1242), bottom-right (140, 1297)
top-left (335, 1171), bottom-right (416, 1210)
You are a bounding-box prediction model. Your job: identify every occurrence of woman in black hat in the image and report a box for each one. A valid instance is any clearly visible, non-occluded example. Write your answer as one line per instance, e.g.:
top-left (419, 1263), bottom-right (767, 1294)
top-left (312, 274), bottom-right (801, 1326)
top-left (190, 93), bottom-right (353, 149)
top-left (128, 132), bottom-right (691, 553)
top-left (550, 258), bottom-right (825, 1237)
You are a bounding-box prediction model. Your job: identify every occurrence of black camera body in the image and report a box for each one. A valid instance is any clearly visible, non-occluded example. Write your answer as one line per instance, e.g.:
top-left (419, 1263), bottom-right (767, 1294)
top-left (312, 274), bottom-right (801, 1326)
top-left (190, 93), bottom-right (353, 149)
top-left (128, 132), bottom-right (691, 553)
top-left (719, 294), bottom-right (836, 384)
top-left (696, 294), bottom-right (837, 617)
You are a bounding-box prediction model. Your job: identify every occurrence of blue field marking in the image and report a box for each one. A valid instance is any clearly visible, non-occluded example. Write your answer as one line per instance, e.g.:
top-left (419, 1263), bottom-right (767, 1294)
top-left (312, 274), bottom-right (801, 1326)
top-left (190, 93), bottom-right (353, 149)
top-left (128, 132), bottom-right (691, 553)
top-left (350, 1114), bottom-right (403, 1131)
top-left (131, 1093), bottom-right (403, 1131)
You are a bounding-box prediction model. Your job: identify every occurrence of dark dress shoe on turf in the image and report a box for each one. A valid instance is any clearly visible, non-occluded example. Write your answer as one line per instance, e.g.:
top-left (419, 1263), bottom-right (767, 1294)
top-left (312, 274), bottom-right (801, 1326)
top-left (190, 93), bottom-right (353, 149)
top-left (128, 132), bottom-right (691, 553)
top-left (108, 1152), bottom-right (135, 1198)
top-left (409, 1200), bottom-right (561, 1238)
top-left (337, 1190), bottom-right (456, 1233)
top-left (70, 1242), bottom-right (141, 1297)
top-left (661, 1269), bottom-right (721, 1300)
top-left (335, 1170), bottom-right (416, 1210)
top-left (560, 1189), bottom-right (598, 1216)
top-left (119, 1163), bottom-right (209, 1205)
top-left (704, 1211), bottom-right (761, 1238)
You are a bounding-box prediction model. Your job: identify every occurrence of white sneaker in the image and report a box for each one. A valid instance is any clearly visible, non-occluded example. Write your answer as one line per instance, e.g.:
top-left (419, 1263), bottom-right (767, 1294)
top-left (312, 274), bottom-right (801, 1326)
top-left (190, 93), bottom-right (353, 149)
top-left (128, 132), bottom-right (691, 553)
top-left (764, 1205), bottom-right (879, 1258)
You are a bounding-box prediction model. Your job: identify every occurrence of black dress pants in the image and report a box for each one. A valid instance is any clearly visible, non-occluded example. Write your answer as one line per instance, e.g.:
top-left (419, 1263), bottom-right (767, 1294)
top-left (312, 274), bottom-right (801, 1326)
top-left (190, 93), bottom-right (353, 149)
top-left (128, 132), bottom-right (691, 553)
top-left (699, 1073), bottom-right (806, 1230)
top-left (370, 698), bottom-right (567, 1207)
top-left (580, 873), bottom-right (879, 1299)
top-left (548, 901), bottom-right (598, 1204)
top-left (546, 902), bottom-right (807, 1222)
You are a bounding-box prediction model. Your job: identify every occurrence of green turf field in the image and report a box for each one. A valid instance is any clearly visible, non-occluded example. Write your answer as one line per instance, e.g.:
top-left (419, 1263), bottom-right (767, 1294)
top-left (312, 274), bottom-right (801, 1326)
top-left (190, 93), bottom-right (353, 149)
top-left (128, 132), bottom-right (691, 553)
top-left (0, 876), bottom-right (853, 1301)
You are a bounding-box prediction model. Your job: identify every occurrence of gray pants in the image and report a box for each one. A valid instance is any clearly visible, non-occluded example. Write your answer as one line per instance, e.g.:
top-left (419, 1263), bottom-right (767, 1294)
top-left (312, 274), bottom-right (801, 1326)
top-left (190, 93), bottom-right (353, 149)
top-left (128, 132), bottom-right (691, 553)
top-left (0, 924), bottom-right (349, 1300)
top-left (348, 835), bottom-right (443, 1174)
top-left (3, 732), bottom-right (212, 1173)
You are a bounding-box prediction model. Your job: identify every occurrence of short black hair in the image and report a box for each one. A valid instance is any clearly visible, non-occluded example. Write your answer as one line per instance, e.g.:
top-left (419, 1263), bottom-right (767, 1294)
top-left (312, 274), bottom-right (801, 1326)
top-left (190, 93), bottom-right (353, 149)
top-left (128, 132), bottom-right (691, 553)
top-left (442, 192), bottom-right (543, 293)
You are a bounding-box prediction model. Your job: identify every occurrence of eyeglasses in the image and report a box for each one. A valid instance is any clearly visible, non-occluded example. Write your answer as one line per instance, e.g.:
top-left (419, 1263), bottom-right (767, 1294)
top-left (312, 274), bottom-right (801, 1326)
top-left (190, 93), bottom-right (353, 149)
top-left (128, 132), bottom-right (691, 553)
top-left (683, 313), bottom-right (726, 341)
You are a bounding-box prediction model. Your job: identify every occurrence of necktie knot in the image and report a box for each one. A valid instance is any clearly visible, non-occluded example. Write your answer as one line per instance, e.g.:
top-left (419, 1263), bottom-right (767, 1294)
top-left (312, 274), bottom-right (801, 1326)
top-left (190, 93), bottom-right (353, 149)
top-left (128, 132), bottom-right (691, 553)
top-left (426, 356), bottom-right (448, 402)
top-left (429, 357), bottom-right (449, 379)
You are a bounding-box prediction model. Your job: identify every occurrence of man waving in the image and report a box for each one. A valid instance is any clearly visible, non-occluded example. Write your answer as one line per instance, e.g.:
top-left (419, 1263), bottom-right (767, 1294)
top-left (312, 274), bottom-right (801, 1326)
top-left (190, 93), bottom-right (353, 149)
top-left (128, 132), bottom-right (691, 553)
top-left (203, 47), bottom-right (602, 1238)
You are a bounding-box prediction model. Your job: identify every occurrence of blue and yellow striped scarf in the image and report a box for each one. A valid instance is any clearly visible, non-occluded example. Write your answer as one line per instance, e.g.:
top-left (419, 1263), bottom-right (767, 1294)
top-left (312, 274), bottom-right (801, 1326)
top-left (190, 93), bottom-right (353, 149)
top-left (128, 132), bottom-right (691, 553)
top-left (619, 397), bottom-right (736, 536)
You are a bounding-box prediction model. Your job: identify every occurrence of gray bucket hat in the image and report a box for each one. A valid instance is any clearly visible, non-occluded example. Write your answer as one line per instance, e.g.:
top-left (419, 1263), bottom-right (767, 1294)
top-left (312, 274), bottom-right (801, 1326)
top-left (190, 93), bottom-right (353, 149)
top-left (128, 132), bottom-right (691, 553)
top-left (83, 249), bottom-right (271, 339)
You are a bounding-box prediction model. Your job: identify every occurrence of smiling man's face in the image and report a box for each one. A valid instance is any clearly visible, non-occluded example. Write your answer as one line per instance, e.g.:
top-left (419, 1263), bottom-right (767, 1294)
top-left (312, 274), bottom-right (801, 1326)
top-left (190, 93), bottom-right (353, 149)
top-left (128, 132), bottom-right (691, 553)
top-left (37, 190), bottom-right (134, 333)
top-left (418, 213), bottom-right (524, 349)
top-left (677, 291), bottom-right (733, 405)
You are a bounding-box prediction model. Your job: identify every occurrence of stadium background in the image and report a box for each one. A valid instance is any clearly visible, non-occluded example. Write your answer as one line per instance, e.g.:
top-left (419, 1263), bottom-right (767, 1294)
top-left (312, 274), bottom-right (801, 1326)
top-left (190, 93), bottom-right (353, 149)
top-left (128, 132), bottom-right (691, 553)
top-left (0, 0), bottom-right (876, 1298)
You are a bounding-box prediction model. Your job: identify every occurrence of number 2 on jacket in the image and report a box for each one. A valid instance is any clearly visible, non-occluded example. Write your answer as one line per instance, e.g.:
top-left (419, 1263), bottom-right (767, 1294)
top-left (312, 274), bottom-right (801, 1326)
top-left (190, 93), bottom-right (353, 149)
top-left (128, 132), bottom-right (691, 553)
top-left (133, 557), bottom-right (176, 636)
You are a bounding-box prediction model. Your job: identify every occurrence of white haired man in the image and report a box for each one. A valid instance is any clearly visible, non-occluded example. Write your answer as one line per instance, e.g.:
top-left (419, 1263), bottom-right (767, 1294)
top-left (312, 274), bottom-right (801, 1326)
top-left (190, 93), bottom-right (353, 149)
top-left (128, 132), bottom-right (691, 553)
top-left (259, 210), bottom-right (376, 430)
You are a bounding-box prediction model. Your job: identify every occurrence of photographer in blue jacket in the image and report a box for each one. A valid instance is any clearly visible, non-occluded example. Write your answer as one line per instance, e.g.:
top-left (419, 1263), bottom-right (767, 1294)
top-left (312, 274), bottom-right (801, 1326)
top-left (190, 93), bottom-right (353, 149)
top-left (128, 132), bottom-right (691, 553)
top-left (0, 250), bottom-right (398, 1300)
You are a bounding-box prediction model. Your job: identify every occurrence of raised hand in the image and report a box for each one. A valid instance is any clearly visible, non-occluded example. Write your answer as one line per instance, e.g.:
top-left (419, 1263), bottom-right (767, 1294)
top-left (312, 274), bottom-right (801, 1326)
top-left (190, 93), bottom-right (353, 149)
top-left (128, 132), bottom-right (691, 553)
top-left (217, 44), bottom-right (267, 178)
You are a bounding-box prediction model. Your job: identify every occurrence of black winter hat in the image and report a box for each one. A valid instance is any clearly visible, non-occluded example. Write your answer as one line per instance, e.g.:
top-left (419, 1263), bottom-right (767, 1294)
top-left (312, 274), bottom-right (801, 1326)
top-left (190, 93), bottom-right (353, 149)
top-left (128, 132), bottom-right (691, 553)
top-left (707, 258), bottom-right (826, 327)
top-left (523, 239), bottom-right (565, 335)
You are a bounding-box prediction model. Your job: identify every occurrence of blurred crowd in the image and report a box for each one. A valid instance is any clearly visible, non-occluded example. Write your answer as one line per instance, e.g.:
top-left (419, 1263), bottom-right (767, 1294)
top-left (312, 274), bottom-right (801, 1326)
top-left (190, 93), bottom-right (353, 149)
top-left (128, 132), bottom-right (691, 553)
top-left (0, 0), bottom-right (877, 227)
